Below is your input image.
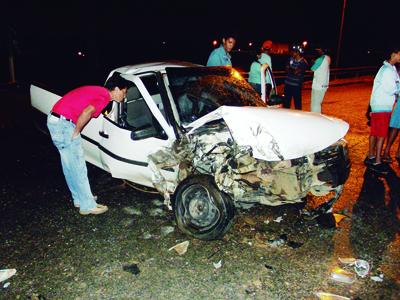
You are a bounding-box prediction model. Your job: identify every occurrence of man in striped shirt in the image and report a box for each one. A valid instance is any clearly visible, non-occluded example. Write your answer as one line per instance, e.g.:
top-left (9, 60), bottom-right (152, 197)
top-left (283, 45), bottom-right (308, 110)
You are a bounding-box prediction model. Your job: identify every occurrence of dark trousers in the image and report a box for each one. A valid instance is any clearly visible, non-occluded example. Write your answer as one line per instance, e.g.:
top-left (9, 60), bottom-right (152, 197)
top-left (250, 83), bottom-right (272, 98)
top-left (283, 84), bottom-right (302, 110)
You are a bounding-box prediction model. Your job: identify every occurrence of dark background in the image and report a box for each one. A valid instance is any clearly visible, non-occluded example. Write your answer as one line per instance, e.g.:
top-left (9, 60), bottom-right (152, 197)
top-left (1, 0), bottom-right (397, 88)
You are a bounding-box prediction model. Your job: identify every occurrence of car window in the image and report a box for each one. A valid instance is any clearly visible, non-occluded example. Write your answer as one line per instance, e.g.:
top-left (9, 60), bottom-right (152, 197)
top-left (121, 83), bottom-right (166, 139)
top-left (166, 67), bottom-right (266, 125)
top-left (140, 75), bottom-right (167, 120)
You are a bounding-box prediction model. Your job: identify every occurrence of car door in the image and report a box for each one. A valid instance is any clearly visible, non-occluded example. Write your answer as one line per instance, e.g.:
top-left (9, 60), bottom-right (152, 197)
top-left (98, 74), bottom-right (177, 187)
top-left (81, 114), bottom-right (106, 169)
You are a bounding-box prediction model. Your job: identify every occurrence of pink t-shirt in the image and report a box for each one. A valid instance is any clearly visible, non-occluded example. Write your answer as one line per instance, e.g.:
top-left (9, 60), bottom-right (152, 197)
top-left (52, 86), bottom-right (111, 124)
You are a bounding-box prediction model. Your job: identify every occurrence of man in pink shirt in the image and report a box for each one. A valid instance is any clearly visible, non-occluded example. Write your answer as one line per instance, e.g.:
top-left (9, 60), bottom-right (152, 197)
top-left (47, 73), bottom-right (131, 215)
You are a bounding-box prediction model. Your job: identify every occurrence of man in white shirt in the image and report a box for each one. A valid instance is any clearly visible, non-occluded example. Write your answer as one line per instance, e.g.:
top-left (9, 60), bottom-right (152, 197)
top-left (310, 47), bottom-right (331, 113)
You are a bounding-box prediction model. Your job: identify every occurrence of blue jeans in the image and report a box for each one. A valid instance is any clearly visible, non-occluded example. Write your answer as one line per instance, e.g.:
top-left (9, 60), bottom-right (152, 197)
top-left (47, 114), bottom-right (96, 211)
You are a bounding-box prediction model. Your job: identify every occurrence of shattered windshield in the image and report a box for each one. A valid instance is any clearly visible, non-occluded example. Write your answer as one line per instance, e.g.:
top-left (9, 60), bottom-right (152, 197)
top-left (166, 67), bottom-right (266, 125)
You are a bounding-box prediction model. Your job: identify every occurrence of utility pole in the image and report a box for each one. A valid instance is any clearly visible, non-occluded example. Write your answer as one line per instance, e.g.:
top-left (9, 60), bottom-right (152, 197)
top-left (336, 0), bottom-right (347, 68)
top-left (8, 27), bottom-right (16, 84)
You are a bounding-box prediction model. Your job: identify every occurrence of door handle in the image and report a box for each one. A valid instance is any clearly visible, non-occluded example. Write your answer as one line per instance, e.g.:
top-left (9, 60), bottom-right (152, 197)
top-left (99, 131), bottom-right (109, 138)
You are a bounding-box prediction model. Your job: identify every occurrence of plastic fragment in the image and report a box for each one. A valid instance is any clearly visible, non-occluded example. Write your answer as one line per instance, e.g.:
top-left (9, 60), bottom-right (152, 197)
top-left (330, 267), bottom-right (356, 284)
top-left (370, 276), bottom-right (383, 282)
top-left (3, 282), bottom-right (10, 288)
top-left (142, 232), bottom-right (153, 240)
top-left (314, 291), bottom-right (350, 300)
top-left (333, 213), bottom-right (348, 226)
top-left (0, 269), bottom-right (16, 283)
top-left (338, 257), bottom-right (356, 265)
top-left (268, 234), bottom-right (287, 247)
top-left (122, 206), bottom-right (142, 216)
top-left (160, 226), bottom-right (175, 236)
top-left (273, 216), bottom-right (283, 223)
top-left (168, 241), bottom-right (189, 255)
top-left (354, 259), bottom-right (370, 277)
top-left (213, 260), bottom-right (222, 269)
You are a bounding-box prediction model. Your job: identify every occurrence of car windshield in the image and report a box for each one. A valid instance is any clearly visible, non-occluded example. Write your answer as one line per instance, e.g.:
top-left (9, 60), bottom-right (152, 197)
top-left (166, 66), bottom-right (266, 125)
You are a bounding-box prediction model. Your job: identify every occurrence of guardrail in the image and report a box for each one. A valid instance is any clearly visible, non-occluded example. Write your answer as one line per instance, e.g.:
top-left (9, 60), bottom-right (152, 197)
top-left (240, 66), bottom-right (377, 83)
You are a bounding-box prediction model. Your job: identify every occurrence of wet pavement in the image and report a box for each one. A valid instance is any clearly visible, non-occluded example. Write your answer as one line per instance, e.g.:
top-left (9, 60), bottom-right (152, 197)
top-left (0, 81), bottom-right (399, 299)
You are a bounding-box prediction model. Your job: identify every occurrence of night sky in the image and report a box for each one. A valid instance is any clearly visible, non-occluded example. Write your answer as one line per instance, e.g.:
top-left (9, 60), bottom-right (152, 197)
top-left (1, 0), bottom-right (398, 86)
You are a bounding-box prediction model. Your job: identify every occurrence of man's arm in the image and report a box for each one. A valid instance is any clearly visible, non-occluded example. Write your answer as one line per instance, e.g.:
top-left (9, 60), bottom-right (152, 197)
top-left (311, 56), bottom-right (324, 71)
top-left (206, 50), bottom-right (219, 66)
top-left (72, 104), bottom-right (96, 139)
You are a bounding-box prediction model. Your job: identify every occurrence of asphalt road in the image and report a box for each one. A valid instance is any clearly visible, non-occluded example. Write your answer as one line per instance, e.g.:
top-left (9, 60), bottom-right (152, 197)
top-left (0, 80), bottom-right (399, 299)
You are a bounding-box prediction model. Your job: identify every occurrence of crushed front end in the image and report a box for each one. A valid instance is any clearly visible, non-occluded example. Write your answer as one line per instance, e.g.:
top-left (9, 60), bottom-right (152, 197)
top-left (148, 122), bottom-right (350, 209)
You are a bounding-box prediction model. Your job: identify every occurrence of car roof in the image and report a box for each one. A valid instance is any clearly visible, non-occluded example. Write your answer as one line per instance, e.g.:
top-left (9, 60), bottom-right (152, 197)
top-left (111, 61), bottom-right (202, 76)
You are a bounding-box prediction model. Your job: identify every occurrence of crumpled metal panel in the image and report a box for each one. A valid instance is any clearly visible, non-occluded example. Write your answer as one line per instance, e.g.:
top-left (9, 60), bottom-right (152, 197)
top-left (186, 106), bottom-right (349, 161)
top-left (148, 123), bottom-right (333, 208)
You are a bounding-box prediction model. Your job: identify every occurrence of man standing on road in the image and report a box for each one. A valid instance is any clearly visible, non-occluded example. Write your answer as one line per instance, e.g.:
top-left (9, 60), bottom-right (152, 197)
top-left (283, 45), bottom-right (308, 110)
top-left (310, 46), bottom-right (331, 113)
top-left (47, 73), bottom-right (131, 215)
top-left (365, 48), bottom-right (400, 174)
top-left (380, 64), bottom-right (400, 165)
top-left (206, 34), bottom-right (236, 67)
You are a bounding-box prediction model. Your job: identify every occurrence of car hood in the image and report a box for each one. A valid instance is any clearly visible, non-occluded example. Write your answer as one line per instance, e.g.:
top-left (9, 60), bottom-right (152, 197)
top-left (186, 106), bottom-right (349, 161)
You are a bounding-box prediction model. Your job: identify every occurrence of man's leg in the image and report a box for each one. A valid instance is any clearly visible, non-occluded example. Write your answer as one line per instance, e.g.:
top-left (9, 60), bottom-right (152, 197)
top-left (48, 116), bottom-right (97, 211)
top-left (383, 128), bottom-right (399, 159)
top-left (61, 134), bottom-right (97, 212)
top-left (47, 116), bottom-right (80, 205)
top-left (283, 85), bottom-right (292, 108)
top-left (375, 137), bottom-right (385, 164)
top-left (368, 135), bottom-right (377, 158)
top-left (293, 86), bottom-right (302, 110)
top-left (311, 89), bottom-right (326, 113)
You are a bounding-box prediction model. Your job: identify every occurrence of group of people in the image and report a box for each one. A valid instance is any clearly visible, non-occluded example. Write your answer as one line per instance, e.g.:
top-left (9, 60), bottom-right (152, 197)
top-left (206, 35), bottom-right (331, 113)
top-left (48, 36), bottom-right (399, 215)
top-left (365, 48), bottom-right (400, 174)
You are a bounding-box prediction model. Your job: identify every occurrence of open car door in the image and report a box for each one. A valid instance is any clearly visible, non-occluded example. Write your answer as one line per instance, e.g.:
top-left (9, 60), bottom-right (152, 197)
top-left (97, 74), bottom-right (177, 187)
top-left (261, 66), bottom-right (284, 106)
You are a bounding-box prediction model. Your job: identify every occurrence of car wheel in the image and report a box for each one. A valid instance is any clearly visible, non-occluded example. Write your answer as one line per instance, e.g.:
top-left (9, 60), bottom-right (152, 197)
top-left (174, 175), bottom-right (235, 240)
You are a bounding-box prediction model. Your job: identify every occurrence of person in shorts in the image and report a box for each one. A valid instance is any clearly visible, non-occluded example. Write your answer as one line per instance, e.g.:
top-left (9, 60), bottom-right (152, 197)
top-left (382, 93), bottom-right (400, 165)
top-left (365, 48), bottom-right (400, 174)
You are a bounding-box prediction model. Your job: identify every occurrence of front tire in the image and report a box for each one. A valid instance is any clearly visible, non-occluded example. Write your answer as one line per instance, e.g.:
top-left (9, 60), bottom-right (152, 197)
top-left (174, 175), bottom-right (235, 240)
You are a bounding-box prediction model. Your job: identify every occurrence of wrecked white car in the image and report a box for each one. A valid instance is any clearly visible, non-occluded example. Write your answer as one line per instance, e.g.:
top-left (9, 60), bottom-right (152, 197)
top-left (31, 62), bottom-right (350, 240)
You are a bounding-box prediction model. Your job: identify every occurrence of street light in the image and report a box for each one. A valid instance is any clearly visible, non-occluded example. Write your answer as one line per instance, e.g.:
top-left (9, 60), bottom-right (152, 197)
top-left (336, 0), bottom-right (347, 68)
